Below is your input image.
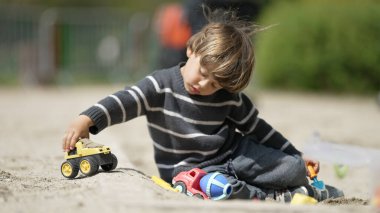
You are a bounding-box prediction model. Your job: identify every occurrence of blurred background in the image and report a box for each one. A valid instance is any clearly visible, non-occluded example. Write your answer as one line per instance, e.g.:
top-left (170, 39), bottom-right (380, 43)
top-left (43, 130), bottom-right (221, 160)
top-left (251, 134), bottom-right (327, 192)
top-left (0, 0), bottom-right (378, 95)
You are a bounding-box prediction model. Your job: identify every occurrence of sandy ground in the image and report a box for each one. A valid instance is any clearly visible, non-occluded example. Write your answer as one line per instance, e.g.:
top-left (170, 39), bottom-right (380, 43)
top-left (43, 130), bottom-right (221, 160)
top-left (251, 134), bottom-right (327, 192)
top-left (1, 86), bottom-right (379, 212)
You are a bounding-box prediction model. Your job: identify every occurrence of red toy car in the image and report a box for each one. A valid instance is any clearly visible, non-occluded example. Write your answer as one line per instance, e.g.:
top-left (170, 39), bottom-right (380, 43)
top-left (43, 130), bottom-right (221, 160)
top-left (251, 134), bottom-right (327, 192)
top-left (172, 168), bottom-right (209, 199)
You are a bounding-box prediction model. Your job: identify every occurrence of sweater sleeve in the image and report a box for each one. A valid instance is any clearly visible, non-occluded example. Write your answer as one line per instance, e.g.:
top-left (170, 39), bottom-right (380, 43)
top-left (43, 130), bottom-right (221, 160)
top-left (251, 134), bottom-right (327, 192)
top-left (80, 76), bottom-right (156, 134)
top-left (228, 93), bottom-right (302, 156)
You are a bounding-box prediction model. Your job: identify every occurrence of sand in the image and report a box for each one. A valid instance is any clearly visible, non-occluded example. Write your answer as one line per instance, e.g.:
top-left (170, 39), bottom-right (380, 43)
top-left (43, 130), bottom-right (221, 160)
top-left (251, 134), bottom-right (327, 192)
top-left (0, 86), bottom-right (379, 212)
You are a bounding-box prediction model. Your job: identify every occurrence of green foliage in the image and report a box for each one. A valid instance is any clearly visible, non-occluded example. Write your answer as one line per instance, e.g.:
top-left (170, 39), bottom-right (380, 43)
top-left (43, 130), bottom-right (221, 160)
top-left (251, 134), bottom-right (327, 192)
top-left (255, 0), bottom-right (380, 93)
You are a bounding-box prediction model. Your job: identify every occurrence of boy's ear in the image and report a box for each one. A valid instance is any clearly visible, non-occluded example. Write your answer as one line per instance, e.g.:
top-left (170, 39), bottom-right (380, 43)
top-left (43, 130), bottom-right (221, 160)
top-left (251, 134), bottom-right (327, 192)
top-left (186, 47), bottom-right (192, 58)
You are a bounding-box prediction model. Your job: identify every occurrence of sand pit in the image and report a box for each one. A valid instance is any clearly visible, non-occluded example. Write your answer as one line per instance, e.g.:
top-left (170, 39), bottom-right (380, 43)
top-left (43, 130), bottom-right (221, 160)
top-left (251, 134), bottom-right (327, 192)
top-left (1, 86), bottom-right (378, 212)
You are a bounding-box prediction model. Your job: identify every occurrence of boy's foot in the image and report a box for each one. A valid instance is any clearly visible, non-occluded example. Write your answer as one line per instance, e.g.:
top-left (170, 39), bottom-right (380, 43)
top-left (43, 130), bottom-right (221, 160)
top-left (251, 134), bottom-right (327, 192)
top-left (313, 184), bottom-right (344, 202)
top-left (264, 188), bottom-right (295, 203)
top-left (265, 184), bottom-right (344, 203)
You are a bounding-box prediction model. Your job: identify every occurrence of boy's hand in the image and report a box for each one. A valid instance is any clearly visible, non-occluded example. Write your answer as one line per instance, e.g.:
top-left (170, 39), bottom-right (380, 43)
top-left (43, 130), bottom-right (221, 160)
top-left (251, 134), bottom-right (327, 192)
top-left (62, 115), bottom-right (94, 152)
top-left (303, 157), bottom-right (320, 177)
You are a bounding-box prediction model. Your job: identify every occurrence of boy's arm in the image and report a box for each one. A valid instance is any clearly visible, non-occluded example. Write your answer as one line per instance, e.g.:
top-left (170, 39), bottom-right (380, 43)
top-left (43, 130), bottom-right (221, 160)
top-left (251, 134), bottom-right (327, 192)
top-left (229, 93), bottom-right (302, 156)
top-left (79, 76), bottom-right (158, 134)
top-left (61, 74), bottom-right (159, 151)
top-left (247, 117), bottom-right (302, 155)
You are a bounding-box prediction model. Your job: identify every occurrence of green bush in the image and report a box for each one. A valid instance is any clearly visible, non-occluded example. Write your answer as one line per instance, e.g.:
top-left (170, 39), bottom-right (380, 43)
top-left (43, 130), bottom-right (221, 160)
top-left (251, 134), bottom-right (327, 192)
top-left (255, 0), bottom-right (380, 93)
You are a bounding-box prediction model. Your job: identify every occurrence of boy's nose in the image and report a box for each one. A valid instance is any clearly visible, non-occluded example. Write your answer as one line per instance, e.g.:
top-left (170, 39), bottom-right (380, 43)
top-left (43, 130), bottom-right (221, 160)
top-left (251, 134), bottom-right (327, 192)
top-left (198, 79), bottom-right (211, 88)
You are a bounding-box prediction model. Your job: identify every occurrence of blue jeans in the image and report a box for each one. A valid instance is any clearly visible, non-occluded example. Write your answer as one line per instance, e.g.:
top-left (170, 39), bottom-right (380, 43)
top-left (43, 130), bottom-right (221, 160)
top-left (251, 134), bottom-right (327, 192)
top-left (202, 135), bottom-right (308, 199)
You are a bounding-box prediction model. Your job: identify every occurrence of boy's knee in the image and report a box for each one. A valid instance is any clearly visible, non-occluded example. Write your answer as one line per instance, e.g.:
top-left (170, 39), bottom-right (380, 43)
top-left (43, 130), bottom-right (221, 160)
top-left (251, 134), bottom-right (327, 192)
top-left (284, 155), bottom-right (308, 186)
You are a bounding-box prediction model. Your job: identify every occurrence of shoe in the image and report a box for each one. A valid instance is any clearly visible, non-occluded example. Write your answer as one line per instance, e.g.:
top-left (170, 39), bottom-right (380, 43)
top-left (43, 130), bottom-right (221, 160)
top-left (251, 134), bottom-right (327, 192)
top-left (265, 184), bottom-right (344, 203)
top-left (265, 186), bottom-right (311, 203)
top-left (265, 189), bottom-right (293, 203)
top-left (312, 184), bottom-right (344, 202)
top-left (291, 184), bottom-right (344, 202)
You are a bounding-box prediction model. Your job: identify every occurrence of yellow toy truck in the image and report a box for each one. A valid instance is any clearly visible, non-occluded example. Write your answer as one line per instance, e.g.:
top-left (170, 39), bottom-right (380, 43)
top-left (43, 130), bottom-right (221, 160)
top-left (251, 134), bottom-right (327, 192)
top-left (60, 139), bottom-right (118, 178)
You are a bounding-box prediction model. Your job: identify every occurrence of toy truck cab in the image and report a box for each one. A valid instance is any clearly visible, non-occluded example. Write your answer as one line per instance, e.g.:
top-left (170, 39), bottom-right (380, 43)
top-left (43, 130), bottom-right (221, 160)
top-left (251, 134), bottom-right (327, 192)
top-left (172, 168), bottom-right (209, 199)
top-left (61, 139), bottom-right (118, 178)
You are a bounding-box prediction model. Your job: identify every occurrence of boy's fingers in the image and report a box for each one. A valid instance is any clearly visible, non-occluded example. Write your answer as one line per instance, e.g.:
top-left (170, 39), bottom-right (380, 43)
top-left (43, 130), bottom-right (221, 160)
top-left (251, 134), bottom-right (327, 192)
top-left (70, 135), bottom-right (78, 150)
top-left (310, 161), bottom-right (320, 174)
top-left (63, 130), bottom-right (75, 151)
top-left (70, 130), bottom-right (81, 149)
top-left (62, 134), bottom-right (69, 151)
top-left (62, 134), bottom-right (67, 150)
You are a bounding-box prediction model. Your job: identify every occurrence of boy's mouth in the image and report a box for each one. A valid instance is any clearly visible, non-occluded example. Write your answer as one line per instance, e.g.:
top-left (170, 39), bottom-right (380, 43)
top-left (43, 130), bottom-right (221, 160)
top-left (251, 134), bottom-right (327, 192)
top-left (189, 85), bottom-right (200, 95)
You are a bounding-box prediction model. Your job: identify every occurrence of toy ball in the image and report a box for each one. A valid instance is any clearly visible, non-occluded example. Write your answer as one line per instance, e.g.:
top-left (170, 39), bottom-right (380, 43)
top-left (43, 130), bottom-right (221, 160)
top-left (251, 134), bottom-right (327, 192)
top-left (334, 164), bottom-right (349, 179)
top-left (200, 172), bottom-right (232, 200)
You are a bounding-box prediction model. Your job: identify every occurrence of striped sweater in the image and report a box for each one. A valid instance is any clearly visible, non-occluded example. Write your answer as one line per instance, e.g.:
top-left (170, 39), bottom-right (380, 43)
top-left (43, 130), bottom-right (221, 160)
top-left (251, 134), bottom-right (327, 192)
top-left (82, 64), bottom-right (301, 182)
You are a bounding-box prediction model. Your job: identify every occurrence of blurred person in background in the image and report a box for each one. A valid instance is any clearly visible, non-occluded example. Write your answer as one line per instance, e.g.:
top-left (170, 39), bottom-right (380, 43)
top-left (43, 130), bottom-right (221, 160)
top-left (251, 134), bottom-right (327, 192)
top-left (154, 0), bottom-right (265, 69)
top-left (154, 3), bottom-right (192, 69)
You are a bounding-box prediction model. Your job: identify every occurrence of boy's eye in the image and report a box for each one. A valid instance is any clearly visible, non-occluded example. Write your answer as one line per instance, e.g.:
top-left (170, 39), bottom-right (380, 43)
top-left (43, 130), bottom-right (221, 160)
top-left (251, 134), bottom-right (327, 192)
top-left (199, 69), bottom-right (208, 77)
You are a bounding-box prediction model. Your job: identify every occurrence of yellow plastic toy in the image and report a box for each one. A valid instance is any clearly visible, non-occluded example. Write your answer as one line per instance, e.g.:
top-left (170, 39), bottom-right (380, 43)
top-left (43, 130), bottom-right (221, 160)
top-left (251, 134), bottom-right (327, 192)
top-left (151, 175), bottom-right (179, 192)
top-left (290, 193), bottom-right (318, 205)
top-left (61, 139), bottom-right (118, 178)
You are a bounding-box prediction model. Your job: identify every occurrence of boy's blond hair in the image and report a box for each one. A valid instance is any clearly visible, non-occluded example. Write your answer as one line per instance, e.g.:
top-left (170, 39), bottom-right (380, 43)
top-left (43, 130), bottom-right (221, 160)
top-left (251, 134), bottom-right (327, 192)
top-left (187, 9), bottom-right (259, 93)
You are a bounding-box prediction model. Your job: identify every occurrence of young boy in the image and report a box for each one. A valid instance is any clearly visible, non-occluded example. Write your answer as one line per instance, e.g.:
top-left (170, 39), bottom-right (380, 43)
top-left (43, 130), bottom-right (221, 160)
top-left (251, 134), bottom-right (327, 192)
top-left (62, 11), bottom-right (342, 202)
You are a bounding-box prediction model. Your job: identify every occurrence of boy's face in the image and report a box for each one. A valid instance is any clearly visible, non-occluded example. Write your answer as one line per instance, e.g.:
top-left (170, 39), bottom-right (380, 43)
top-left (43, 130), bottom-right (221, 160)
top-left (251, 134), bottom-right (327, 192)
top-left (180, 48), bottom-right (222, 96)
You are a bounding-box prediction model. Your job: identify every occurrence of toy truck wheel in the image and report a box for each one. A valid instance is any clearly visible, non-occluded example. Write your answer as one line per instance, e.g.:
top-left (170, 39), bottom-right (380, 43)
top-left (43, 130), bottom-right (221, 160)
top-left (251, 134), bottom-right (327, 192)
top-left (101, 153), bottom-right (118, 171)
top-left (194, 193), bottom-right (205, 200)
top-left (173, 181), bottom-right (187, 194)
top-left (61, 161), bottom-right (79, 178)
top-left (79, 157), bottom-right (99, 176)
